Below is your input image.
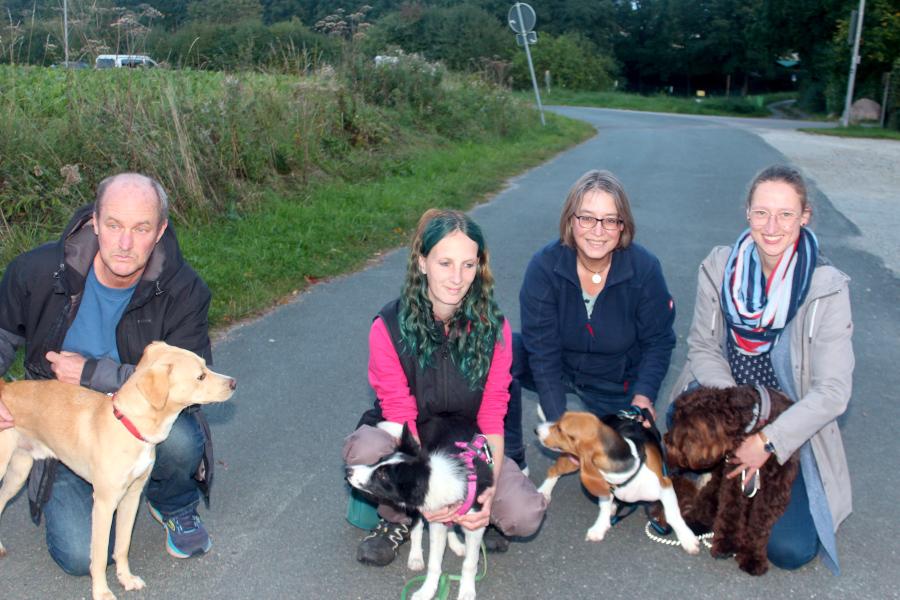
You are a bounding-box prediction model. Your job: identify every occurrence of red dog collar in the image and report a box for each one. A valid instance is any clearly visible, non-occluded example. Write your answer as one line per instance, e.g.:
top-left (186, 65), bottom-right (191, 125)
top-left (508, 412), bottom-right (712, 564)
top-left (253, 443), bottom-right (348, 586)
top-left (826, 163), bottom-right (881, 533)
top-left (110, 393), bottom-right (148, 442)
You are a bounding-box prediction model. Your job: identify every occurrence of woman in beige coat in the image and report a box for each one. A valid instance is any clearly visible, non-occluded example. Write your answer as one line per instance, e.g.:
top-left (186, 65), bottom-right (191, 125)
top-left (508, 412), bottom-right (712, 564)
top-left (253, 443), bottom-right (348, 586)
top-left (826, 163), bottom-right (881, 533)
top-left (669, 165), bottom-right (853, 574)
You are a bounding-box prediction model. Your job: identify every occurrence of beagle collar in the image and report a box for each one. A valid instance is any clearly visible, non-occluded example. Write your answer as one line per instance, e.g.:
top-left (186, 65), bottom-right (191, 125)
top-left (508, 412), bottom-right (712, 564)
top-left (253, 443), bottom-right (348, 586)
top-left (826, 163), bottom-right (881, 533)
top-left (110, 393), bottom-right (148, 443)
top-left (743, 385), bottom-right (772, 433)
top-left (454, 435), bottom-right (492, 516)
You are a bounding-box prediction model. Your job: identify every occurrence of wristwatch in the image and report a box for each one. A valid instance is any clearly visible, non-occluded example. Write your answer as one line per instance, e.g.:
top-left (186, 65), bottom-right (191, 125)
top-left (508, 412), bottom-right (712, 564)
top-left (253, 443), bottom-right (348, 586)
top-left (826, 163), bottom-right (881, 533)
top-left (758, 431), bottom-right (776, 454)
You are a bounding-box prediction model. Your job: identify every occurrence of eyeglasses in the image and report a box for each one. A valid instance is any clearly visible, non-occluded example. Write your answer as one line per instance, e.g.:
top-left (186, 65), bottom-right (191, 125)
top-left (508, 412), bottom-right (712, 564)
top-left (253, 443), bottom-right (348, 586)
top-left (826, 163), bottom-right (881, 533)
top-left (747, 208), bottom-right (802, 228)
top-left (574, 215), bottom-right (623, 231)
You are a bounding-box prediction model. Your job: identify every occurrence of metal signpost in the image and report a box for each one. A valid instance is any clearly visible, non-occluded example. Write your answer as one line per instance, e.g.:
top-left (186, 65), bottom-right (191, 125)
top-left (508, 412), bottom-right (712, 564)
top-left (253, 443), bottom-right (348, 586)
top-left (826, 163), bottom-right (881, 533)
top-left (841, 0), bottom-right (866, 127)
top-left (508, 2), bottom-right (545, 126)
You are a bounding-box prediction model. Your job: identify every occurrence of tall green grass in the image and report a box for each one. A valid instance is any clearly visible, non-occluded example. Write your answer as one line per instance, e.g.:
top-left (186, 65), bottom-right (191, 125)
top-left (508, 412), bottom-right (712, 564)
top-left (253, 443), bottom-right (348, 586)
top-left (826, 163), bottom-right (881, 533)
top-left (0, 62), bottom-right (593, 328)
top-left (0, 61), bottom-right (535, 260)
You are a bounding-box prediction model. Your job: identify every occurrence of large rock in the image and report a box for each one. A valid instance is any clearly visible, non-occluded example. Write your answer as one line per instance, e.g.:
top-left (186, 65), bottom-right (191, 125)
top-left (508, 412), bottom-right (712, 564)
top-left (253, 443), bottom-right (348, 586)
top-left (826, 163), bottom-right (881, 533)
top-left (850, 98), bottom-right (881, 122)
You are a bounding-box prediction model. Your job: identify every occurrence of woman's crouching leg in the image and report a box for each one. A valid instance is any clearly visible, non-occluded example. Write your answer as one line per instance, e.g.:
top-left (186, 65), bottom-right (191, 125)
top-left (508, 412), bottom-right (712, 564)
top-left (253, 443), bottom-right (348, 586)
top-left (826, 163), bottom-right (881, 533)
top-left (489, 459), bottom-right (547, 537)
top-left (342, 424), bottom-right (397, 466)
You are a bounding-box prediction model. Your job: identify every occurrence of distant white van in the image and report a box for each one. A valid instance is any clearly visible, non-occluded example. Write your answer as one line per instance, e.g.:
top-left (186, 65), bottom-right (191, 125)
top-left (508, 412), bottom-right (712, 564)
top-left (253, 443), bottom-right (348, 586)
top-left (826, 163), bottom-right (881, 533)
top-left (95, 54), bottom-right (158, 69)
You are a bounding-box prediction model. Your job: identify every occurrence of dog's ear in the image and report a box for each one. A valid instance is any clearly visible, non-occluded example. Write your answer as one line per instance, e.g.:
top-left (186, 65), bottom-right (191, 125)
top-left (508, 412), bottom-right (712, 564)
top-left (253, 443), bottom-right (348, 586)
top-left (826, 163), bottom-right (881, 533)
top-left (579, 458), bottom-right (611, 498)
top-left (397, 422), bottom-right (421, 455)
top-left (136, 363), bottom-right (173, 410)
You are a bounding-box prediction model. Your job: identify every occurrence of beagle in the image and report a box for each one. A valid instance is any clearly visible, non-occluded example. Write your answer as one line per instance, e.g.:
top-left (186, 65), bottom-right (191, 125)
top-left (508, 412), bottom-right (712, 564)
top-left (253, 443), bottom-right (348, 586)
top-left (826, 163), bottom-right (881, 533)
top-left (535, 411), bottom-right (699, 554)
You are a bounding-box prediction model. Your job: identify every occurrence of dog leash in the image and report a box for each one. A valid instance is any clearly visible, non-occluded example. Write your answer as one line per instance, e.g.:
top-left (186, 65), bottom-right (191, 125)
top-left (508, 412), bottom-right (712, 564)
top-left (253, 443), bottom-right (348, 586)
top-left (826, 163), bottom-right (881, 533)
top-left (616, 406), bottom-right (669, 477)
top-left (643, 521), bottom-right (714, 549)
top-left (399, 541), bottom-right (488, 600)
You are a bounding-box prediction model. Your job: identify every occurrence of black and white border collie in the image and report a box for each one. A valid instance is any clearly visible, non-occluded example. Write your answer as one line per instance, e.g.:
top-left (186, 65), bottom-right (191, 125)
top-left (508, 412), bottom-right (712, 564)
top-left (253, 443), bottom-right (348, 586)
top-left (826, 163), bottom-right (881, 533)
top-left (346, 416), bottom-right (493, 600)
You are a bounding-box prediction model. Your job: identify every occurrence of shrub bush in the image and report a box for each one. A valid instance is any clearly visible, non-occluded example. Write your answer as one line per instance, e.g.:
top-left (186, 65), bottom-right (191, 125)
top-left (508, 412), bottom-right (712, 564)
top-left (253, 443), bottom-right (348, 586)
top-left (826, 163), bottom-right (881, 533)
top-left (509, 33), bottom-right (617, 92)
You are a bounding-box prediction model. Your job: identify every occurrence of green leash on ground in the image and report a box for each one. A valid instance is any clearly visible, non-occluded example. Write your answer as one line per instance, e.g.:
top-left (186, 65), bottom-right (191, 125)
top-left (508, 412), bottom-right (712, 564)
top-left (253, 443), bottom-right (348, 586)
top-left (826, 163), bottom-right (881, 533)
top-left (399, 542), bottom-right (488, 600)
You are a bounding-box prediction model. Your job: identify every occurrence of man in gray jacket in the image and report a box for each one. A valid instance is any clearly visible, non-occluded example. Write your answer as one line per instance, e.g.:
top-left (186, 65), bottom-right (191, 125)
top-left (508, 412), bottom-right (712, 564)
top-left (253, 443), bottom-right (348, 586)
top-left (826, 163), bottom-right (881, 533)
top-left (0, 173), bottom-right (215, 574)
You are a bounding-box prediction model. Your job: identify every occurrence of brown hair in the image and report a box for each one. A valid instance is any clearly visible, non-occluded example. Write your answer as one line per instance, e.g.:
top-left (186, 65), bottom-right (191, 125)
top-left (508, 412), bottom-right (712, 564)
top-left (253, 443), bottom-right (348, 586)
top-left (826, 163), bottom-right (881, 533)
top-left (558, 170), bottom-right (635, 249)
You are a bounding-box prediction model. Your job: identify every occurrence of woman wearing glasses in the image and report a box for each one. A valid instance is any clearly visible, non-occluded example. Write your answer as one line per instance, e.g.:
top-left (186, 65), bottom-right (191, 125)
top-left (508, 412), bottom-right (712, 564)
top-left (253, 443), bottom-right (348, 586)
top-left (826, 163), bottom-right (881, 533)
top-left (504, 169), bottom-right (676, 473)
top-left (668, 165), bottom-right (853, 573)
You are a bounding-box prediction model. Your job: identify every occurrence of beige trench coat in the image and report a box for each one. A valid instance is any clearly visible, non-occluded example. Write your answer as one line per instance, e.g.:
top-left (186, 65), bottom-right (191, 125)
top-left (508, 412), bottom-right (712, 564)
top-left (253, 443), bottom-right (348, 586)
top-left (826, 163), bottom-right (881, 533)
top-left (668, 246), bottom-right (854, 530)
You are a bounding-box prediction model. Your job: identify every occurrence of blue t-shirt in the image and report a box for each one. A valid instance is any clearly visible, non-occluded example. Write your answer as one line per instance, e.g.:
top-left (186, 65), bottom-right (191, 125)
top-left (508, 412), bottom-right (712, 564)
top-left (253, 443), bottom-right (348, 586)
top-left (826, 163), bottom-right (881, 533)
top-left (62, 266), bottom-right (137, 364)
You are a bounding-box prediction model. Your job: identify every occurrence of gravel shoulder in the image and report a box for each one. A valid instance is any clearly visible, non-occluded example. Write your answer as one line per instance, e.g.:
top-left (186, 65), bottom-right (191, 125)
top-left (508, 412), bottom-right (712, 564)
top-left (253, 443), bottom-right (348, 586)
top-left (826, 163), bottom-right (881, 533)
top-left (753, 129), bottom-right (900, 276)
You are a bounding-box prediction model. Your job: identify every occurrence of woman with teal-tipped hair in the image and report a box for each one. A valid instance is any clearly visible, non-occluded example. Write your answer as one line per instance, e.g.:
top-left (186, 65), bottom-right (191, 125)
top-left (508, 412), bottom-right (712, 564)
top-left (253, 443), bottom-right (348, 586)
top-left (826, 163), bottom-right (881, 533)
top-left (342, 208), bottom-right (547, 567)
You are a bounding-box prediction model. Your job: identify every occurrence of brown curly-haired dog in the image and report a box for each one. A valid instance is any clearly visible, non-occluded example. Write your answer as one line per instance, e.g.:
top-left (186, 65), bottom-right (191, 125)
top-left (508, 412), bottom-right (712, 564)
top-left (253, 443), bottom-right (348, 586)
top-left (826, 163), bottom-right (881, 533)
top-left (664, 385), bottom-right (799, 575)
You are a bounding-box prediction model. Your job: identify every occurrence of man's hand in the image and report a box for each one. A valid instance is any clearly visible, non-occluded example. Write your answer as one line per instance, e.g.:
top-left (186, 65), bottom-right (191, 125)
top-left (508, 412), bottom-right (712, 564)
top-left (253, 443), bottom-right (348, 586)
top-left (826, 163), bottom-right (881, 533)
top-left (46, 350), bottom-right (87, 386)
top-left (0, 399), bottom-right (13, 431)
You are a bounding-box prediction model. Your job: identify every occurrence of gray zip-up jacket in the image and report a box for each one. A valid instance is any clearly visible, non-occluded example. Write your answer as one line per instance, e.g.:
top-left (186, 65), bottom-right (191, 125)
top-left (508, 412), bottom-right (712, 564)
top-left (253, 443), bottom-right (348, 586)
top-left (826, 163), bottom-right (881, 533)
top-left (669, 245), bottom-right (853, 530)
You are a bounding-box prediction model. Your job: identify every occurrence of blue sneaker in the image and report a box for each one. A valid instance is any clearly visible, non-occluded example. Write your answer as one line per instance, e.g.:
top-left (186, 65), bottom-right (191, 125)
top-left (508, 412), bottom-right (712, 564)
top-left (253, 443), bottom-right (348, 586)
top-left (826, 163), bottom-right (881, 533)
top-left (147, 502), bottom-right (212, 558)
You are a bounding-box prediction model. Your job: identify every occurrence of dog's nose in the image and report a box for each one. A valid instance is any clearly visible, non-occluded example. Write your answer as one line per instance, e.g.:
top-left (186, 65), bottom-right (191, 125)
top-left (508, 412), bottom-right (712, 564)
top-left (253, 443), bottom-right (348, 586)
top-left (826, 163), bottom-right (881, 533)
top-left (229, 378), bottom-right (237, 391)
top-left (344, 466), bottom-right (354, 481)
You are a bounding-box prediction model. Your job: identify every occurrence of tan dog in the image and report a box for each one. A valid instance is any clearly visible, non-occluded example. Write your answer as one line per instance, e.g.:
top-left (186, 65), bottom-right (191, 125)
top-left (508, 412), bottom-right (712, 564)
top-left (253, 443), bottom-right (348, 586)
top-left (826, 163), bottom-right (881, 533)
top-left (536, 411), bottom-right (698, 553)
top-left (0, 342), bottom-right (236, 600)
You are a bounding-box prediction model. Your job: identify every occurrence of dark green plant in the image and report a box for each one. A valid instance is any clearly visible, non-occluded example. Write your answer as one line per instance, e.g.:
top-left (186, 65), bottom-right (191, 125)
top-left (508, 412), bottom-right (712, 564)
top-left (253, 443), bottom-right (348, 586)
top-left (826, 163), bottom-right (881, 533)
top-left (509, 32), bottom-right (616, 91)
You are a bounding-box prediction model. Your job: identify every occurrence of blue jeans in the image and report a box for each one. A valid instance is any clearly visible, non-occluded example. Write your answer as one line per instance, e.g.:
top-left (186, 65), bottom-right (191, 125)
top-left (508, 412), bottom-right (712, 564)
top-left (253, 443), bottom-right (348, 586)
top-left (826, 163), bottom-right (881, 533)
top-left (505, 333), bottom-right (632, 466)
top-left (767, 466), bottom-right (819, 569)
top-left (43, 411), bottom-right (205, 576)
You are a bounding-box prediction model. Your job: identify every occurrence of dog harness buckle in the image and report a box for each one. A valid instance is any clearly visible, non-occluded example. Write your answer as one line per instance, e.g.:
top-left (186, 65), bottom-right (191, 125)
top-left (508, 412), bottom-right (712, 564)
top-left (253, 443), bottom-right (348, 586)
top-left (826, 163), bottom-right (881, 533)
top-left (617, 406), bottom-right (643, 422)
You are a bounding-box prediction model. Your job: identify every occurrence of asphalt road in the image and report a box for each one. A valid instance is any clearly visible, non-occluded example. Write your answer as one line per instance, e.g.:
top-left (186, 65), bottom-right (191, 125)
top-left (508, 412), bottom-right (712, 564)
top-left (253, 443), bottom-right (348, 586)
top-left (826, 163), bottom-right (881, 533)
top-left (2, 108), bottom-right (898, 600)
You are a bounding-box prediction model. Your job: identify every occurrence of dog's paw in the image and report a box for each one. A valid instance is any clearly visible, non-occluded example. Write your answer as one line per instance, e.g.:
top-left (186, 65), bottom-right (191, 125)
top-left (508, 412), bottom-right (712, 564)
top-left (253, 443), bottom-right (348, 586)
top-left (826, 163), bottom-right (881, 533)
top-left (737, 554), bottom-right (769, 576)
top-left (407, 553), bottom-right (425, 571)
top-left (411, 582), bottom-right (439, 600)
top-left (536, 482), bottom-right (553, 503)
top-left (680, 533), bottom-right (701, 555)
top-left (585, 524), bottom-right (610, 542)
top-left (457, 583), bottom-right (477, 600)
top-left (117, 571), bottom-right (146, 591)
top-left (0, 543), bottom-right (6, 558)
top-left (91, 586), bottom-right (118, 600)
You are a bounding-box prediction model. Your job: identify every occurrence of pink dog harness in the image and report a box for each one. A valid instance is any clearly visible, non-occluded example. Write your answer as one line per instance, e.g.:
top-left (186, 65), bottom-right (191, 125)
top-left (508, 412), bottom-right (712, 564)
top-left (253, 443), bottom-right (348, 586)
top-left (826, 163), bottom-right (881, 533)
top-left (454, 435), bottom-right (492, 516)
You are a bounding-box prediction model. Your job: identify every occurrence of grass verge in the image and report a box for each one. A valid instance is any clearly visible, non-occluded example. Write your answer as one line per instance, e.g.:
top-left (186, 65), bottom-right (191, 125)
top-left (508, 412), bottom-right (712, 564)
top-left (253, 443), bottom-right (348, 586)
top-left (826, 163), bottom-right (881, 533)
top-left (520, 89), bottom-right (797, 117)
top-left (798, 126), bottom-right (900, 141)
top-left (183, 114), bottom-right (593, 327)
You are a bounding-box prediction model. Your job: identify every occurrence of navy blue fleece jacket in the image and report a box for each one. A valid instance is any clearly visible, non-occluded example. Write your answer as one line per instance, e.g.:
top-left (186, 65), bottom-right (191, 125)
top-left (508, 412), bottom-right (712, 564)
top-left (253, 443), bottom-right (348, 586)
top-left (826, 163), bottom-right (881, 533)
top-left (519, 240), bottom-right (676, 421)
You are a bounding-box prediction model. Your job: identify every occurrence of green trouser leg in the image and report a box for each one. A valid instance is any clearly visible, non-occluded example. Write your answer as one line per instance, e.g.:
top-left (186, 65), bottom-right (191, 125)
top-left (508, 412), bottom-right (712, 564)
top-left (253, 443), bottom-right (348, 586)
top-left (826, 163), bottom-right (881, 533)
top-left (346, 488), bottom-right (380, 530)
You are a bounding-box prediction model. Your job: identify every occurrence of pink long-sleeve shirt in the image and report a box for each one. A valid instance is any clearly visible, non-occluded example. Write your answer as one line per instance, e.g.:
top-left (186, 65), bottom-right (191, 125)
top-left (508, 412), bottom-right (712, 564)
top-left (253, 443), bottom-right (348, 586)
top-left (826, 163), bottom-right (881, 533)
top-left (368, 317), bottom-right (513, 438)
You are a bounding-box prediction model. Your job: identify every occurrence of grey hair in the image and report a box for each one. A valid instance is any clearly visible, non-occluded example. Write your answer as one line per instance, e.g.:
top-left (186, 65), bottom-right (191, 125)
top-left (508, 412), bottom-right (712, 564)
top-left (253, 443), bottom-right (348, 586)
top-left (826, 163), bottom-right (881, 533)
top-left (94, 173), bottom-right (169, 224)
top-left (746, 165), bottom-right (811, 213)
top-left (558, 169), bottom-right (635, 249)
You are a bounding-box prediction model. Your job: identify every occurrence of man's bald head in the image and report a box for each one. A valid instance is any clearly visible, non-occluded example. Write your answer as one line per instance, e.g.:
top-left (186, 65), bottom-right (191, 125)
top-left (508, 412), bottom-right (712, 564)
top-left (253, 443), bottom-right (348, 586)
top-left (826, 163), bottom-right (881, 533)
top-left (94, 173), bottom-right (169, 225)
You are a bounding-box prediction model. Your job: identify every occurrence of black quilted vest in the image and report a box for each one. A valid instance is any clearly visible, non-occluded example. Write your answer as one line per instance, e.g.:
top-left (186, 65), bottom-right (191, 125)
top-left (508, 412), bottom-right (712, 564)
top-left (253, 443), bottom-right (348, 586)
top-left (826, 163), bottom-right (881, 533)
top-left (357, 298), bottom-right (485, 428)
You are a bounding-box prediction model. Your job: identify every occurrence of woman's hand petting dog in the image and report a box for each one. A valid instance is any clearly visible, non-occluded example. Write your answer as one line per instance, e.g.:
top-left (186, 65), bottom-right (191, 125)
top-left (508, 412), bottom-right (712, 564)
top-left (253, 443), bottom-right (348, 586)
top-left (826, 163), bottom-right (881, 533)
top-left (422, 502), bottom-right (463, 523)
top-left (421, 486), bottom-right (495, 530)
top-left (456, 486), bottom-right (495, 530)
top-left (726, 434), bottom-right (772, 481)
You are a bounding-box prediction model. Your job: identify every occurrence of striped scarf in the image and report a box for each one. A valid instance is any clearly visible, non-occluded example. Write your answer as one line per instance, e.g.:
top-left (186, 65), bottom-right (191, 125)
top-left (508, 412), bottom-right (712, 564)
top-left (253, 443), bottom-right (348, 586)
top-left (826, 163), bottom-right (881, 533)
top-left (721, 227), bottom-right (818, 355)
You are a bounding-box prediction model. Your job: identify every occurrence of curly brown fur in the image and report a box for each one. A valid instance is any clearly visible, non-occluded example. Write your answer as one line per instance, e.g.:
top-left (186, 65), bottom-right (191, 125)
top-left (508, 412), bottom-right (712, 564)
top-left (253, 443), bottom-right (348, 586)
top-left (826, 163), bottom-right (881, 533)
top-left (664, 386), bottom-right (799, 575)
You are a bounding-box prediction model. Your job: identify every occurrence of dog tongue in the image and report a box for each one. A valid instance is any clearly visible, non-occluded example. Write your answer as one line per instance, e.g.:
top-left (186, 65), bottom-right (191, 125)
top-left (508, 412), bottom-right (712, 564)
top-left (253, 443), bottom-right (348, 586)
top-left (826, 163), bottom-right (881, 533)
top-left (567, 455), bottom-right (580, 466)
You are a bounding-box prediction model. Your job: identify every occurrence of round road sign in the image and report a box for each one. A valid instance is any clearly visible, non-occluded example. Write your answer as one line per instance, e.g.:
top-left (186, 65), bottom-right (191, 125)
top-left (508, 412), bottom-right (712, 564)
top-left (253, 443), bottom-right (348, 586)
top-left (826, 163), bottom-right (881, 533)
top-left (508, 3), bottom-right (536, 34)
